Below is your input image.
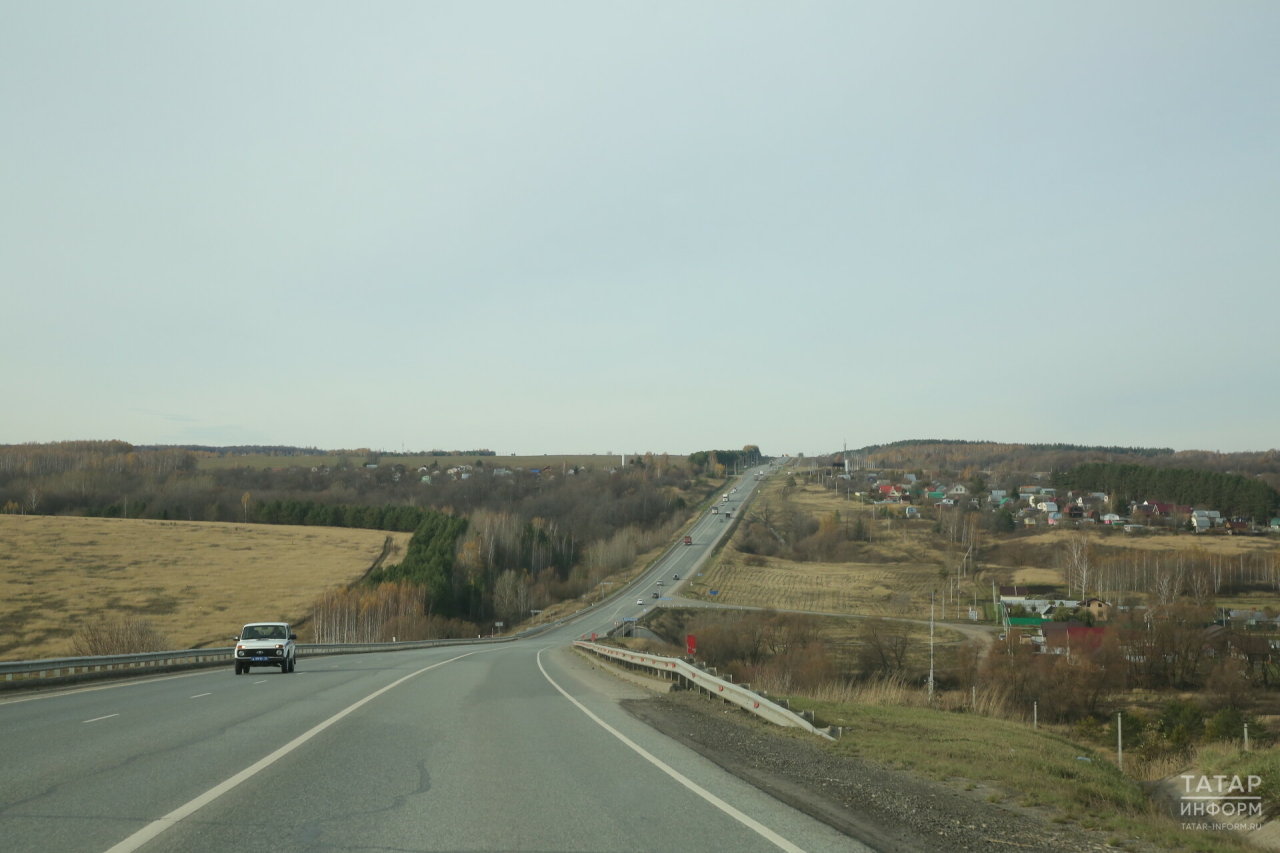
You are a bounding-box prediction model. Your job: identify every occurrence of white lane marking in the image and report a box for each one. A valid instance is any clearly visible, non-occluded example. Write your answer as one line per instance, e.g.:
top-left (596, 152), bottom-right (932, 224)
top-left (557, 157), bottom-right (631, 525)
top-left (535, 650), bottom-right (807, 853)
top-left (189, 693), bottom-right (212, 699)
top-left (0, 671), bottom-right (207, 706)
top-left (83, 714), bottom-right (120, 723)
top-left (100, 651), bottom-right (479, 853)
top-left (253, 680), bottom-right (267, 684)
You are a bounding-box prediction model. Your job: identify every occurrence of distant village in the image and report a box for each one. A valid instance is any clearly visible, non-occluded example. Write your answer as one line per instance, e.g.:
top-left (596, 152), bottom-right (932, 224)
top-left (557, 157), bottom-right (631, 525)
top-left (823, 463), bottom-right (1280, 535)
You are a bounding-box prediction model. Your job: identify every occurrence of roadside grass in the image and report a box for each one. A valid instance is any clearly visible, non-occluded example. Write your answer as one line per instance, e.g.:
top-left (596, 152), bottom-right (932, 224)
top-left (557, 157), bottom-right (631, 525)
top-left (788, 696), bottom-right (1253, 852)
top-left (1193, 742), bottom-right (1280, 817)
top-left (0, 515), bottom-right (409, 659)
top-left (196, 453), bottom-right (684, 471)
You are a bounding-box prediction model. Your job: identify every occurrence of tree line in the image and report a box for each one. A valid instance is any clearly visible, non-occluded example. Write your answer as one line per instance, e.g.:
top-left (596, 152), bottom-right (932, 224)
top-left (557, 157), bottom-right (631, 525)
top-left (1058, 462), bottom-right (1279, 521)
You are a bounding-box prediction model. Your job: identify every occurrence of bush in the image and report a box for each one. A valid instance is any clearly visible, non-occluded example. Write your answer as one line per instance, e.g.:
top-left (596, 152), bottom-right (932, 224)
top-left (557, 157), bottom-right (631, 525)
top-left (71, 617), bottom-right (172, 656)
top-left (1074, 716), bottom-right (1105, 742)
top-left (1204, 707), bottom-right (1246, 742)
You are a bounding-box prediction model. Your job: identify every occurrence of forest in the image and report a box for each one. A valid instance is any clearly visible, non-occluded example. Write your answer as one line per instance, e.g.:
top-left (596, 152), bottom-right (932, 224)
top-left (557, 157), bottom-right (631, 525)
top-left (847, 440), bottom-right (1280, 493)
top-left (1058, 462), bottom-right (1279, 521)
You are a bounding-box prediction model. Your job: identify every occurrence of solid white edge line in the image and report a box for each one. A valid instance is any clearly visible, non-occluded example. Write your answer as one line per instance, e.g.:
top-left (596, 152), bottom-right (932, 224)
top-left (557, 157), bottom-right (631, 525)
top-left (189, 693), bottom-right (211, 698)
top-left (100, 650), bottom-right (479, 853)
top-left (535, 648), bottom-right (807, 853)
top-left (83, 714), bottom-right (119, 723)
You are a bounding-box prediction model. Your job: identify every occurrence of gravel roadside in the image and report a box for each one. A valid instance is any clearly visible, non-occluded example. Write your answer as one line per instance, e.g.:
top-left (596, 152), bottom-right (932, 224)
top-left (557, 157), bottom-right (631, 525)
top-left (623, 690), bottom-right (1157, 853)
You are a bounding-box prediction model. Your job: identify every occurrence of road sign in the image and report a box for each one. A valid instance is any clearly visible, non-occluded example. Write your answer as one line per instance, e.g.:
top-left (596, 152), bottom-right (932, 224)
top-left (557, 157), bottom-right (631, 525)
top-left (709, 590), bottom-right (719, 596)
top-left (494, 622), bottom-right (504, 627)
top-left (686, 635), bottom-right (697, 655)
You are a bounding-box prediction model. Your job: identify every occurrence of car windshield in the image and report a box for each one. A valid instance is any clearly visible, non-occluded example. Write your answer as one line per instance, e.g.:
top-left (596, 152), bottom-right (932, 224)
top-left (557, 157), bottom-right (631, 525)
top-left (241, 625), bottom-right (286, 640)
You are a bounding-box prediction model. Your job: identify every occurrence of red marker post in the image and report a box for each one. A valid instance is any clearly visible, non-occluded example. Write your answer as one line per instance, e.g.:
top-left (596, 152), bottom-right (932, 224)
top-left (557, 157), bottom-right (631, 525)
top-left (686, 635), bottom-right (697, 656)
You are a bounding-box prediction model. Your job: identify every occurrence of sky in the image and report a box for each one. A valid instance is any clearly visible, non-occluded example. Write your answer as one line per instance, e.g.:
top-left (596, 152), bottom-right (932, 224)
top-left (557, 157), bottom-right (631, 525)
top-left (2, 3), bottom-right (1277, 456)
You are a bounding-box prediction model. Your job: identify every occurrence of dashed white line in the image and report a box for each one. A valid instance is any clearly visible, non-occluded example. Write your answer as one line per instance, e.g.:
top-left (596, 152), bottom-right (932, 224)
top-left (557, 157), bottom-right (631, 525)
top-left (190, 693), bottom-right (212, 699)
top-left (253, 680), bottom-right (267, 684)
top-left (83, 714), bottom-right (119, 723)
top-left (100, 650), bottom-right (480, 853)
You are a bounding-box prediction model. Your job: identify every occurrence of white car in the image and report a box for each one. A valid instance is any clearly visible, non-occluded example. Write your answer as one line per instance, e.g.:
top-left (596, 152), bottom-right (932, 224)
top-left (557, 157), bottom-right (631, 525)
top-left (637, 599), bottom-right (646, 606)
top-left (234, 622), bottom-right (297, 674)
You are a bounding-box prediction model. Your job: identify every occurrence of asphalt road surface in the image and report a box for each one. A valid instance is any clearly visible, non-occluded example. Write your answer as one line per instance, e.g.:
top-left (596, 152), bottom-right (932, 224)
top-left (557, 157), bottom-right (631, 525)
top-left (1, 465), bottom-right (870, 853)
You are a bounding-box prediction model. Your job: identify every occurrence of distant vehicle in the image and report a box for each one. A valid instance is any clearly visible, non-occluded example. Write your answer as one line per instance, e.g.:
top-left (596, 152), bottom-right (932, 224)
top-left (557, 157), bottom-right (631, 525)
top-left (673, 574), bottom-right (680, 580)
top-left (234, 622), bottom-right (297, 675)
top-left (731, 488), bottom-right (737, 493)
top-left (656, 581), bottom-right (663, 586)
top-left (637, 599), bottom-right (646, 606)
top-left (652, 592), bottom-right (659, 598)
top-left (711, 507), bottom-right (719, 514)
top-left (721, 494), bottom-right (729, 502)
top-left (683, 535), bottom-right (693, 545)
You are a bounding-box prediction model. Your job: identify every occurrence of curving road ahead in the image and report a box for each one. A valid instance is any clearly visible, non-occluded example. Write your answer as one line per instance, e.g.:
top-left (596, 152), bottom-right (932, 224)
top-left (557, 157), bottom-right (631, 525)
top-left (1, 466), bottom-right (869, 853)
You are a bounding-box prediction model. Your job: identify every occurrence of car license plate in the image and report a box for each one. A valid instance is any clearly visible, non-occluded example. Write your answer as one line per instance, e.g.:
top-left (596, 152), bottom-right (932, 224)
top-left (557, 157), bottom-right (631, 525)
top-left (252, 656), bottom-right (268, 661)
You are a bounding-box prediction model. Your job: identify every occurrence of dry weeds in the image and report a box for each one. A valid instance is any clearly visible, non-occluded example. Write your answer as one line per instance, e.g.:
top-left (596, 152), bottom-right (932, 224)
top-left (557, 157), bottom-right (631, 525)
top-left (0, 515), bottom-right (410, 660)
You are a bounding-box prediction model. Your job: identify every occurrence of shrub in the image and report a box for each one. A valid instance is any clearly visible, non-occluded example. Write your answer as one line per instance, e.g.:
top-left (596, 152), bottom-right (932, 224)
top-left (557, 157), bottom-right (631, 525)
top-left (71, 617), bottom-right (172, 656)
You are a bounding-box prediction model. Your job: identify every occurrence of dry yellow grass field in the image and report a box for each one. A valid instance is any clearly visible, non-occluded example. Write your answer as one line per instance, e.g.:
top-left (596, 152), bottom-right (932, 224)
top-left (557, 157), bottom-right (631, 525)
top-left (1016, 527), bottom-right (1280, 557)
top-left (684, 474), bottom-right (960, 619)
top-left (1011, 567), bottom-right (1064, 585)
top-left (684, 557), bottom-right (955, 619)
top-left (0, 516), bottom-right (411, 660)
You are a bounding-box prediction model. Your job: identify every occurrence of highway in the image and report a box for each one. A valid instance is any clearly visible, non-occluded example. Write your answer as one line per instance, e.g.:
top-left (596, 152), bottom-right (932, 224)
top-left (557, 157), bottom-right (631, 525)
top-left (1, 465), bottom-right (870, 853)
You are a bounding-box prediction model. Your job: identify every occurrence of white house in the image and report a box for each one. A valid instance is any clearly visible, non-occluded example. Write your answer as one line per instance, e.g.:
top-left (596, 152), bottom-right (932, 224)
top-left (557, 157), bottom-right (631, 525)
top-left (947, 484), bottom-right (969, 497)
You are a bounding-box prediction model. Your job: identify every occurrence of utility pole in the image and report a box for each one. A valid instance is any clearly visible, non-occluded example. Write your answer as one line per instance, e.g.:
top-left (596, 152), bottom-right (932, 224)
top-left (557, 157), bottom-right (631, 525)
top-left (1117, 712), bottom-right (1124, 771)
top-left (928, 592), bottom-right (936, 702)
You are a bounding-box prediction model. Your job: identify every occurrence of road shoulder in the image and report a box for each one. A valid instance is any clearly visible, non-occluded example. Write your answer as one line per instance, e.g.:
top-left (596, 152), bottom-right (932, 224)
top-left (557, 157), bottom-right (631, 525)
top-left (623, 691), bottom-right (1144, 852)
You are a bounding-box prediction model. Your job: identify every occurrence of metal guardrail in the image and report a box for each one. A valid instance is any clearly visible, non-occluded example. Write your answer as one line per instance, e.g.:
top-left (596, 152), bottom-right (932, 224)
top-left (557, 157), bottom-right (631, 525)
top-left (0, 609), bottom-right (574, 686)
top-left (572, 640), bottom-right (837, 739)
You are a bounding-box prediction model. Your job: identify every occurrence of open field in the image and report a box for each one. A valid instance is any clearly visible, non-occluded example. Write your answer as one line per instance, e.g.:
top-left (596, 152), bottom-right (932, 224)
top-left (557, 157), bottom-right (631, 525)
top-left (691, 475), bottom-right (965, 620)
top-left (196, 453), bottom-right (686, 471)
top-left (0, 516), bottom-right (410, 660)
top-left (684, 558), bottom-right (956, 620)
top-left (1016, 527), bottom-right (1280, 556)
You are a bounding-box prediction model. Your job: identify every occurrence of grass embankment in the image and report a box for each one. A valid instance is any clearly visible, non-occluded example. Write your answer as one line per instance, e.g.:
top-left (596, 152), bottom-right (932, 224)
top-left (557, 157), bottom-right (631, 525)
top-left (789, 696), bottom-right (1255, 852)
top-left (0, 515), bottom-right (409, 659)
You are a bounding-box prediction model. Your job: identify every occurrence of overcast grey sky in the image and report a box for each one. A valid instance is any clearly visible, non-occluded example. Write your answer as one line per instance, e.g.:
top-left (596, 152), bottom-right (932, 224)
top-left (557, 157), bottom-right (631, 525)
top-left (2, 3), bottom-right (1277, 455)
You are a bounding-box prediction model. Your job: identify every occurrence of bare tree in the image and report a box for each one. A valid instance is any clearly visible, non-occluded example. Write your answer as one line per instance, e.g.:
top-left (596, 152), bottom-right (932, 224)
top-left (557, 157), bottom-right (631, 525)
top-left (1062, 534), bottom-right (1091, 598)
top-left (25, 488), bottom-right (40, 514)
top-left (856, 618), bottom-right (912, 676)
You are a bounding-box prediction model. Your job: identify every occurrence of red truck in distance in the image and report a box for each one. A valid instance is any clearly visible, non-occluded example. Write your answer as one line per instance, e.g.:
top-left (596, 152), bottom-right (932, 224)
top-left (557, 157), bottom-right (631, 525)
top-left (683, 535), bottom-right (693, 545)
